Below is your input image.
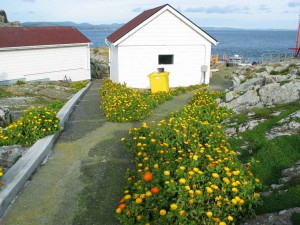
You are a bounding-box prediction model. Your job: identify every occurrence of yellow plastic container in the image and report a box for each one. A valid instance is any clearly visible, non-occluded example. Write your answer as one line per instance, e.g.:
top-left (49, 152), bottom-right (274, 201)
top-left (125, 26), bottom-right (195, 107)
top-left (148, 72), bottom-right (170, 93)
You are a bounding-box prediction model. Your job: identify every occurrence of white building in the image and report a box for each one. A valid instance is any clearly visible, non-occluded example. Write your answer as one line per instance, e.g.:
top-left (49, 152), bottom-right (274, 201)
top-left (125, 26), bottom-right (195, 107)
top-left (0, 26), bottom-right (91, 85)
top-left (106, 4), bottom-right (218, 88)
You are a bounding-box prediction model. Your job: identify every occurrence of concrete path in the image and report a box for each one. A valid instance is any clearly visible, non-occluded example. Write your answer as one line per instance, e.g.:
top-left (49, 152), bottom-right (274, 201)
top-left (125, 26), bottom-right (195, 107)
top-left (1, 82), bottom-right (198, 225)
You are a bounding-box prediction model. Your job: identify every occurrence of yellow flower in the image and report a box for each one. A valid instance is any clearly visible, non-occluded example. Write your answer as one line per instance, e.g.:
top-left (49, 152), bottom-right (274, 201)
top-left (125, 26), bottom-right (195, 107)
top-left (232, 170), bottom-right (240, 176)
top-left (179, 166), bottom-right (185, 170)
top-left (124, 194), bottom-right (131, 200)
top-left (206, 187), bottom-right (213, 193)
top-left (164, 171), bottom-right (170, 176)
top-left (179, 210), bottom-right (185, 216)
top-left (206, 211), bottom-right (213, 217)
top-left (212, 173), bottom-right (219, 179)
top-left (185, 186), bottom-right (191, 191)
top-left (146, 191), bottom-right (152, 197)
top-left (170, 203), bottom-right (178, 210)
top-left (232, 187), bottom-right (238, 193)
top-left (227, 215), bottom-right (234, 221)
top-left (219, 222), bottom-right (226, 225)
top-left (135, 198), bottom-right (142, 204)
top-left (116, 208), bottom-right (122, 214)
top-left (153, 164), bottom-right (159, 169)
top-left (160, 209), bottom-right (167, 216)
top-left (195, 190), bottom-right (202, 195)
top-left (136, 215), bottom-right (143, 220)
top-left (179, 178), bottom-right (186, 184)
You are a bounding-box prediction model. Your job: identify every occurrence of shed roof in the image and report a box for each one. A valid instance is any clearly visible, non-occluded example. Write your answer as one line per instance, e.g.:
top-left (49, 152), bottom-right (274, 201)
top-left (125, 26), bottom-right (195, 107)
top-left (0, 26), bottom-right (91, 48)
top-left (106, 4), bottom-right (167, 43)
top-left (106, 4), bottom-right (217, 45)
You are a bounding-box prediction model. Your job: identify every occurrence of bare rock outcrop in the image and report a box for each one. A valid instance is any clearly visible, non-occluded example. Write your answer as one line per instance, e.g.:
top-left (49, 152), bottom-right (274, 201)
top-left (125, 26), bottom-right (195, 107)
top-left (0, 9), bottom-right (20, 27)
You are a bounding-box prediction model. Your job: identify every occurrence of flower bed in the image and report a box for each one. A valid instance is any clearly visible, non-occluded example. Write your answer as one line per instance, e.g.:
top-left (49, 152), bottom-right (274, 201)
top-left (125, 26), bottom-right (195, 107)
top-left (99, 80), bottom-right (204, 122)
top-left (117, 88), bottom-right (262, 225)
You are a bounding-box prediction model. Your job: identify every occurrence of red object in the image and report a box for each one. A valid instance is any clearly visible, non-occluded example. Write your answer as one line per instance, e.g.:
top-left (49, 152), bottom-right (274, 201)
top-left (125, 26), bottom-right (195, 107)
top-left (106, 4), bottom-right (167, 43)
top-left (0, 26), bottom-right (91, 48)
top-left (143, 172), bottom-right (153, 182)
top-left (151, 186), bottom-right (160, 194)
top-left (290, 15), bottom-right (300, 57)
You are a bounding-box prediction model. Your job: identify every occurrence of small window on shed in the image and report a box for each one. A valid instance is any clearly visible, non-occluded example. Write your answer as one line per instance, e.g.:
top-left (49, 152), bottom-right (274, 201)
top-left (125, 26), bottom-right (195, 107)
top-left (158, 55), bottom-right (174, 64)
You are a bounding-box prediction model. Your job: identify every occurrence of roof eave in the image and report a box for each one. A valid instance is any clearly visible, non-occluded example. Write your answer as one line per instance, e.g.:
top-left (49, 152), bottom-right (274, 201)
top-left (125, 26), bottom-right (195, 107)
top-left (0, 42), bottom-right (91, 51)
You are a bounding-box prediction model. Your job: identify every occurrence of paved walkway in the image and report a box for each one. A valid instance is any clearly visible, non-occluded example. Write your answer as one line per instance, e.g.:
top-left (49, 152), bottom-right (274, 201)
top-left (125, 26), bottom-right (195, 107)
top-left (1, 81), bottom-right (198, 225)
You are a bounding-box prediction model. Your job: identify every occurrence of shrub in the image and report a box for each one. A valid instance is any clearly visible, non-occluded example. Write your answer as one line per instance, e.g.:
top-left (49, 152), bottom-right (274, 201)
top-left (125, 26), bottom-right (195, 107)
top-left (117, 89), bottom-right (262, 225)
top-left (0, 106), bottom-right (60, 147)
top-left (99, 80), bottom-right (204, 122)
top-left (15, 80), bottom-right (25, 85)
top-left (69, 80), bottom-right (88, 90)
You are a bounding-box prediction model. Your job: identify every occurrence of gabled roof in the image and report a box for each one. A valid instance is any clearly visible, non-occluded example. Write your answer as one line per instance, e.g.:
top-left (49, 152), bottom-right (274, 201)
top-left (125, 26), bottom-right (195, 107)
top-left (0, 26), bottom-right (91, 48)
top-left (106, 4), bottom-right (167, 43)
top-left (106, 4), bottom-right (217, 45)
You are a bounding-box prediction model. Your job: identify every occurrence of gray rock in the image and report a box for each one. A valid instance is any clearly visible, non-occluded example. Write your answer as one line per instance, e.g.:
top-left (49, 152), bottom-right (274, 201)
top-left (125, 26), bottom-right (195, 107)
top-left (271, 184), bottom-right (284, 190)
top-left (238, 119), bottom-right (266, 133)
top-left (0, 107), bottom-right (12, 127)
top-left (232, 76), bottom-right (241, 87)
top-left (226, 89), bottom-right (260, 112)
top-left (234, 77), bottom-right (264, 92)
top-left (281, 165), bottom-right (300, 177)
top-left (0, 145), bottom-right (29, 171)
top-left (279, 176), bottom-right (292, 184)
top-left (265, 66), bottom-right (274, 73)
top-left (225, 91), bottom-right (238, 102)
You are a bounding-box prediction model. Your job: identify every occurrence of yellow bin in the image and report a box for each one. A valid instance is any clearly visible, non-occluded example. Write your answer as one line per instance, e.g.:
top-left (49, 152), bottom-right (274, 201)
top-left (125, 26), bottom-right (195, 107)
top-left (148, 72), bottom-right (170, 93)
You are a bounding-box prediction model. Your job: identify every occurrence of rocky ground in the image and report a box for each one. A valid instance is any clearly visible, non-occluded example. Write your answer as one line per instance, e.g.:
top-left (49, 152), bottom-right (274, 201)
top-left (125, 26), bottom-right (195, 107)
top-left (0, 81), bottom-right (81, 172)
top-left (217, 59), bottom-right (300, 225)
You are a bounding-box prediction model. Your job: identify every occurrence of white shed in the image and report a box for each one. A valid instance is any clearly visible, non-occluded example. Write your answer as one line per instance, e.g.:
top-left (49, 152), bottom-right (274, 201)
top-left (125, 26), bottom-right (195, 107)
top-left (106, 4), bottom-right (218, 88)
top-left (0, 26), bottom-right (91, 85)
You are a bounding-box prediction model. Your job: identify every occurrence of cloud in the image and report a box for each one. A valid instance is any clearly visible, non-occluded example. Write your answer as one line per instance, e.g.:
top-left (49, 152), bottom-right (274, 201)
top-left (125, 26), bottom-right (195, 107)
top-left (22, 0), bottom-right (35, 2)
top-left (132, 7), bottom-right (143, 12)
top-left (288, 2), bottom-right (300, 7)
top-left (186, 7), bottom-right (206, 13)
top-left (186, 5), bottom-right (250, 14)
top-left (258, 4), bottom-right (268, 11)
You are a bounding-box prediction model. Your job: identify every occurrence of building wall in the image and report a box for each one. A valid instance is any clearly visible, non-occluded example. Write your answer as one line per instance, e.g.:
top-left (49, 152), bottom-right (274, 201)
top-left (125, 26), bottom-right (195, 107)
top-left (112, 10), bottom-right (212, 88)
top-left (109, 44), bottom-right (119, 83)
top-left (0, 44), bottom-right (91, 83)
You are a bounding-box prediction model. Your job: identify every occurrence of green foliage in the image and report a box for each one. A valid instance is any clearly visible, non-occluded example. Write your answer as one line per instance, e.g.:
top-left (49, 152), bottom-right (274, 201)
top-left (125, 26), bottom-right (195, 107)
top-left (69, 80), bottom-right (88, 90)
top-left (291, 213), bottom-right (300, 225)
top-left (117, 89), bottom-right (262, 225)
top-left (15, 80), bottom-right (26, 85)
top-left (46, 99), bottom-right (65, 110)
top-left (99, 80), bottom-right (204, 122)
top-left (0, 106), bottom-right (60, 147)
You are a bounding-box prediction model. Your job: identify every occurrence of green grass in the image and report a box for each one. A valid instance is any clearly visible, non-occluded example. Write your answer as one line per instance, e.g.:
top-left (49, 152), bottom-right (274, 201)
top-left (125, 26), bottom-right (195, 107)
top-left (0, 88), bottom-right (14, 97)
top-left (228, 101), bottom-right (300, 215)
top-left (256, 185), bottom-right (300, 214)
top-left (291, 213), bottom-right (300, 225)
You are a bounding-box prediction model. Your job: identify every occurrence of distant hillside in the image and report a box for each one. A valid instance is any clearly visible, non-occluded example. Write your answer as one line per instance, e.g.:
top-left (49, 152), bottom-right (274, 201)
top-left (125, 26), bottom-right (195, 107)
top-left (21, 21), bottom-right (123, 30)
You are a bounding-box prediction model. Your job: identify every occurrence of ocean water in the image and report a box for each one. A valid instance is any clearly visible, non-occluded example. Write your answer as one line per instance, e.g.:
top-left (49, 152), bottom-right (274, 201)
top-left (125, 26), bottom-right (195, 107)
top-left (80, 29), bottom-right (297, 62)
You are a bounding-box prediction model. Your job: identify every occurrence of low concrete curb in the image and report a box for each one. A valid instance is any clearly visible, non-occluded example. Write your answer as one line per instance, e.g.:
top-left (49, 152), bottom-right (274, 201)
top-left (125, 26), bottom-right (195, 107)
top-left (0, 82), bottom-right (92, 218)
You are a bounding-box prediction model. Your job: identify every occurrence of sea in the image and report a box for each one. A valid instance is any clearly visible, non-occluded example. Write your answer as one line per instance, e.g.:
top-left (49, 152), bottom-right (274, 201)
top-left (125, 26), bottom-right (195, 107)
top-left (80, 29), bottom-right (297, 63)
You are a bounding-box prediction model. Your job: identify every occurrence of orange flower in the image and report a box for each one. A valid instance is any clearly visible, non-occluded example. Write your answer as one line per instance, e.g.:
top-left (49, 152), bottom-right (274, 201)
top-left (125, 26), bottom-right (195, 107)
top-left (143, 172), bottom-right (153, 182)
top-left (119, 203), bottom-right (126, 210)
top-left (151, 186), bottom-right (160, 194)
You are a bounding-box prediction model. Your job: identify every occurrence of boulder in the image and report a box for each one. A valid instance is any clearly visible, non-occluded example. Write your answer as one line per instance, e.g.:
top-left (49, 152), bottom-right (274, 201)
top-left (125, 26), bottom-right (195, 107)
top-left (226, 89), bottom-right (260, 112)
top-left (0, 9), bottom-right (20, 27)
top-left (0, 107), bottom-right (12, 127)
top-left (234, 77), bottom-right (264, 92)
top-left (225, 91), bottom-right (238, 102)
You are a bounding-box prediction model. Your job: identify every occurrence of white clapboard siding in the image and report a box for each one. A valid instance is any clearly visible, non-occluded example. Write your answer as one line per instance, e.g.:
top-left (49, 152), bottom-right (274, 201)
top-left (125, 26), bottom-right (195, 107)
top-left (0, 45), bottom-right (90, 82)
top-left (120, 10), bottom-right (210, 46)
top-left (108, 5), bottom-right (216, 88)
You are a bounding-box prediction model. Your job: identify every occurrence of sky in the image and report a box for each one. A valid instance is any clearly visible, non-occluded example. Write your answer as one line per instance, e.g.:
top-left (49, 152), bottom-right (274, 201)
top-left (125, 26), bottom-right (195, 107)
top-left (1, 0), bottom-right (300, 30)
